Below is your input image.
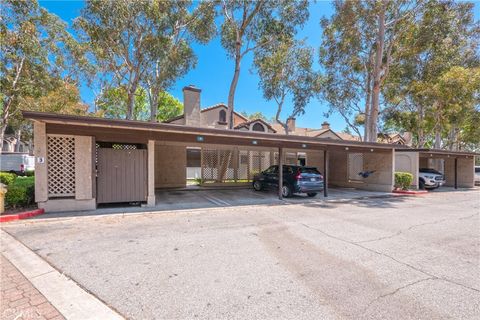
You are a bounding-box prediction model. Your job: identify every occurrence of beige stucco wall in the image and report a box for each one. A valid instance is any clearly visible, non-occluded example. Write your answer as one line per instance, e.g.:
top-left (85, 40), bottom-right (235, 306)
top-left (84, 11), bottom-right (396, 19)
top-left (74, 136), bottom-right (94, 200)
top-left (316, 131), bottom-right (341, 140)
top-left (306, 151), bottom-right (325, 173)
top-left (184, 88), bottom-right (201, 126)
top-left (444, 157), bottom-right (475, 188)
top-left (147, 140), bottom-right (156, 206)
top-left (395, 152), bottom-right (419, 189)
top-left (155, 144), bottom-right (186, 188)
top-left (328, 150), bottom-right (394, 192)
top-left (202, 106), bottom-right (229, 129)
top-left (35, 130), bottom-right (96, 212)
top-left (34, 121), bottom-right (48, 202)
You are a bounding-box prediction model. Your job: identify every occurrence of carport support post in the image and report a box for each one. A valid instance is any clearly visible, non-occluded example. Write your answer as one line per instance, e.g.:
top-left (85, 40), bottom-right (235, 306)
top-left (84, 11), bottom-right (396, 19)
top-left (147, 140), bottom-right (155, 207)
top-left (323, 150), bottom-right (329, 197)
top-left (278, 147), bottom-right (283, 200)
top-left (454, 158), bottom-right (458, 189)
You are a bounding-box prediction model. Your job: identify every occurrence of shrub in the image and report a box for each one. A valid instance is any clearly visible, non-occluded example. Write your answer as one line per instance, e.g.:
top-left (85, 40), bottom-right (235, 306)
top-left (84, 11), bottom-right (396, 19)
top-left (25, 170), bottom-right (35, 177)
top-left (5, 176), bottom-right (35, 208)
top-left (0, 172), bottom-right (16, 186)
top-left (394, 172), bottom-right (413, 190)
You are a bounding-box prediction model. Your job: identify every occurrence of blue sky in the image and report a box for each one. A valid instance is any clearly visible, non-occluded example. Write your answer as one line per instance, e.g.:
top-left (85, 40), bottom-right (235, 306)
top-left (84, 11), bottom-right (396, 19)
top-left (39, 0), bottom-right (479, 132)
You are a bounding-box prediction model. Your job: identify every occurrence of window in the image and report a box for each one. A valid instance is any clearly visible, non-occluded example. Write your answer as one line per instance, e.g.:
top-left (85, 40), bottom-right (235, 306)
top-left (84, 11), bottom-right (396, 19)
top-left (252, 123), bottom-right (265, 132)
top-left (219, 109), bottom-right (227, 123)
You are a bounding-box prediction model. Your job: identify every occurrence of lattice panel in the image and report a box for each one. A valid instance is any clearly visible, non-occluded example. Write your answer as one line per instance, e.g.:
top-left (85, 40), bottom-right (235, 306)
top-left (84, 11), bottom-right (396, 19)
top-left (47, 136), bottom-right (75, 197)
top-left (201, 148), bottom-right (235, 182)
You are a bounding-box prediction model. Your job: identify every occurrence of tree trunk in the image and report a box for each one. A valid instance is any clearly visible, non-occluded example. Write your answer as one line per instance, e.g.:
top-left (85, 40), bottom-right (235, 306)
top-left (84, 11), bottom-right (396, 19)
top-left (0, 124), bottom-right (6, 155)
top-left (228, 39), bottom-right (242, 130)
top-left (434, 105), bottom-right (441, 149)
top-left (126, 83), bottom-right (138, 120)
top-left (368, 1), bottom-right (386, 143)
top-left (364, 72), bottom-right (372, 141)
top-left (149, 87), bottom-right (159, 122)
top-left (14, 128), bottom-right (22, 152)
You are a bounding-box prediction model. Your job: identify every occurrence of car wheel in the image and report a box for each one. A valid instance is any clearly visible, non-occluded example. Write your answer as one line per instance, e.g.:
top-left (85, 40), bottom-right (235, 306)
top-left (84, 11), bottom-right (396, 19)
top-left (419, 179), bottom-right (425, 190)
top-left (253, 181), bottom-right (263, 191)
top-left (281, 185), bottom-right (292, 198)
top-left (307, 193), bottom-right (317, 197)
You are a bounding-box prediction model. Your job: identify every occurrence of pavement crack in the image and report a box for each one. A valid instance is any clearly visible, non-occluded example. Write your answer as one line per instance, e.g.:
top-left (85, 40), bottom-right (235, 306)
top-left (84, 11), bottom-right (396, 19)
top-left (301, 223), bottom-right (480, 293)
top-left (356, 213), bottom-right (478, 244)
top-left (362, 277), bottom-right (436, 315)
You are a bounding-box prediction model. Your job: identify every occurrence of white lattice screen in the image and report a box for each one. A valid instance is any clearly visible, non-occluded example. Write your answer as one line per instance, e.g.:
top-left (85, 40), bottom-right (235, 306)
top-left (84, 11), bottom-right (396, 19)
top-left (47, 135), bottom-right (75, 197)
top-left (201, 148), bottom-right (235, 182)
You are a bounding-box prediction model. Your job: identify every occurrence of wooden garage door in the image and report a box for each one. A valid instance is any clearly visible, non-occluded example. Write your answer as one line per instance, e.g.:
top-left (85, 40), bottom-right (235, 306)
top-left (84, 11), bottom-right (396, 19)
top-left (97, 148), bottom-right (147, 204)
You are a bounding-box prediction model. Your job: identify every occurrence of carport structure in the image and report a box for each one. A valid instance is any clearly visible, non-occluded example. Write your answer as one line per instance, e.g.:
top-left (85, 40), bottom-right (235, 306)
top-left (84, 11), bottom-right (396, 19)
top-left (24, 111), bottom-right (403, 212)
top-left (395, 148), bottom-right (477, 189)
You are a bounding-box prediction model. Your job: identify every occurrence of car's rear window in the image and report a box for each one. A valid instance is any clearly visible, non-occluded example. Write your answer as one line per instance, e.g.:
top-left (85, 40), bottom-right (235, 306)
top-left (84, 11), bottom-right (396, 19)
top-left (300, 167), bottom-right (321, 174)
top-left (420, 168), bottom-right (442, 174)
top-left (475, 167), bottom-right (480, 173)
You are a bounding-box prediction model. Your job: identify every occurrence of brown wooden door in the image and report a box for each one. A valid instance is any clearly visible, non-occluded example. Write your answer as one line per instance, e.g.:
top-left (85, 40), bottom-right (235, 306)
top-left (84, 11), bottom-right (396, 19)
top-left (96, 148), bottom-right (147, 204)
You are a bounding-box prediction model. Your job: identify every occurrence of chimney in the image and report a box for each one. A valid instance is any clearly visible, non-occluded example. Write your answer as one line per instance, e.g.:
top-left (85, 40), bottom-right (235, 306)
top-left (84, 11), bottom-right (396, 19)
top-left (287, 117), bottom-right (296, 132)
top-left (321, 121), bottom-right (330, 130)
top-left (183, 85), bottom-right (201, 126)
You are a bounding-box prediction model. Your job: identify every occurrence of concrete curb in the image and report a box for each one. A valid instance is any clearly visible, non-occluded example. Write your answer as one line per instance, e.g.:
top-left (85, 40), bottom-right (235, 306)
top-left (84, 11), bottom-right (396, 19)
top-left (0, 230), bottom-right (124, 320)
top-left (0, 208), bottom-right (45, 223)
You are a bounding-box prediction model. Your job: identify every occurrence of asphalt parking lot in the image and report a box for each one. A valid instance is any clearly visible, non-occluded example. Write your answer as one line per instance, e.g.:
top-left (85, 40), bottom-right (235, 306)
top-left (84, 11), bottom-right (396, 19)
top-left (2, 189), bottom-right (479, 319)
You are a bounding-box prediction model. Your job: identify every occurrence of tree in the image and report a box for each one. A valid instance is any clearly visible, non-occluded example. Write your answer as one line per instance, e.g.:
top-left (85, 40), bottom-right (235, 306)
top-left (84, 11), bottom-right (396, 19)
top-left (254, 38), bottom-right (321, 134)
top-left (156, 92), bottom-right (183, 122)
top-left (0, 0), bottom-right (87, 150)
top-left (383, 0), bottom-right (480, 149)
top-left (219, 0), bottom-right (309, 129)
top-left (96, 87), bottom-right (183, 122)
top-left (240, 111), bottom-right (269, 121)
top-left (320, 0), bottom-right (420, 142)
top-left (143, 1), bottom-right (216, 122)
top-left (76, 0), bottom-right (215, 122)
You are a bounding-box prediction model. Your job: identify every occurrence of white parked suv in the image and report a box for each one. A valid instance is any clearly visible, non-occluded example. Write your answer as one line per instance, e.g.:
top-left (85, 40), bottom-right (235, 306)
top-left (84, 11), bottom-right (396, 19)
top-left (475, 166), bottom-right (480, 186)
top-left (419, 168), bottom-right (445, 190)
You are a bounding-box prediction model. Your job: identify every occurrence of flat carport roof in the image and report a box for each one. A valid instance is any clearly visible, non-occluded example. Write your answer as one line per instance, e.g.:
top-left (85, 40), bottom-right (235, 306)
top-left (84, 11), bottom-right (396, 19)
top-left (395, 148), bottom-right (478, 159)
top-left (23, 111), bottom-right (398, 153)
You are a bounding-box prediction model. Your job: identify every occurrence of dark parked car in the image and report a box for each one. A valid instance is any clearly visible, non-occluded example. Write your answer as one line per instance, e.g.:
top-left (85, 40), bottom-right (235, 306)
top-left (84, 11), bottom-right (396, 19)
top-left (253, 165), bottom-right (324, 197)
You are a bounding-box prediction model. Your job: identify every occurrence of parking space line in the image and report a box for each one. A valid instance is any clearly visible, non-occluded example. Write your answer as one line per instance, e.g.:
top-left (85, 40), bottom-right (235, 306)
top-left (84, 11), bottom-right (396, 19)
top-left (206, 195), bottom-right (231, 206)
top-left (202, 194), bottom-right (229, 206)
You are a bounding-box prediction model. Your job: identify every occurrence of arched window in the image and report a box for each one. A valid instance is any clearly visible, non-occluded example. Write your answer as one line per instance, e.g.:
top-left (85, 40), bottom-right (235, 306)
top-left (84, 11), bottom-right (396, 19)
top-left (252, 123), bottom-right (265, 132)
top-left (219, 109), bottom-right (227, 123)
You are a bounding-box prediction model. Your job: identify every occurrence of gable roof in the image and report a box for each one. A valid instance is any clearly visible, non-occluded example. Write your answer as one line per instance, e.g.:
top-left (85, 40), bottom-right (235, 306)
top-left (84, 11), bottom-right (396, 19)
top-left (163, 103), bottom-right (249, 123)
top-left (312, 128), bottom-right (343, 140)
top-left (234, 118), bottom-right (277, 133)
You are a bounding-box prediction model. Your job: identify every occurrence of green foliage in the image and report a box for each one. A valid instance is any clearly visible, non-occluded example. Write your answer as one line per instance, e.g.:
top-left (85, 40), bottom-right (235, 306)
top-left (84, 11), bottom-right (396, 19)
top-left (394, 172), bottom-right (414, 190)
top-left (240, 111), bottom-right (269, 122)
top-left (383, 1), bottom-right (480, 150)
top-left (0, 173), bottom-right (16, 186)
top-left (220, 0), bottom-right (309, 127)
top-left (1, 0), bottom-right (88, 144)
top-left (254, 38), bottom-right (321, 133)
top-left (5, 176), bottom-right (35, 208)
top-left (96, 87), bottom-right (182, 122)
top-left (25, 170), bottom-right (35, 177)
top-left (156, 92), bottom-right (183, 122)
top-left (77, 0), bottom-right (215, 121)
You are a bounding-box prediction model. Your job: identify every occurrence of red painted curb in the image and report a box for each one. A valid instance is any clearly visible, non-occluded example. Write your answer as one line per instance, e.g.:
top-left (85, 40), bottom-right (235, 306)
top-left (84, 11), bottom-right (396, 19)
top-left (392, 190), bottom-right (428, 195)
top-left (0, 209), bottom-right (45, 223)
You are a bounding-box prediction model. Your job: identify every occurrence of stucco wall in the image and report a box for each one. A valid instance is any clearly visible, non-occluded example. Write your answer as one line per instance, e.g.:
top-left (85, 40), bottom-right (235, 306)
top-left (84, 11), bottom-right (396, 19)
top-left (306, 151), bottom-right (325, 173)
top-left (202, 106), bottom-right (229, 129)
top-left (34, 126), bottom-right (96, 212)
top-left (444, 157), bottom-right (475, 188)
top-left (395, 152), bottom-right (419, 189)
top-left (328, 150), bottom-right (394, 192)
top-left (155, 144), bottom-right (186, 188)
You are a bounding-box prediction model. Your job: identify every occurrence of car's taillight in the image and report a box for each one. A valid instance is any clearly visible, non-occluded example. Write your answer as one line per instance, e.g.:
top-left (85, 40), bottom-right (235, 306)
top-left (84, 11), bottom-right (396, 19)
top-left (319, 175), bottom-right (323, 180)
top-left (295, 170), bottom-right (302, 181)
